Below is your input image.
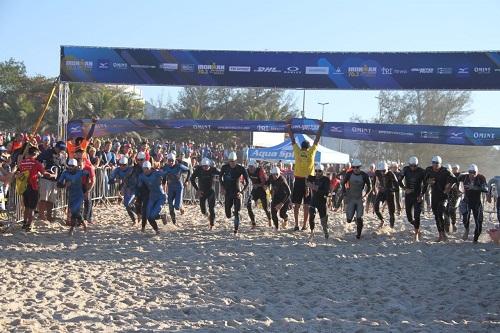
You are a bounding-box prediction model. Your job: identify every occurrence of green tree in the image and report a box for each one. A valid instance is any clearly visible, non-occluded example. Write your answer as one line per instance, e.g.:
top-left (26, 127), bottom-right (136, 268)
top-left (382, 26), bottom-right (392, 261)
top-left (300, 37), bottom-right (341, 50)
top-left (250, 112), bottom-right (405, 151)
top-left (161, 87), bottom-right (299, 144)
top-left (0, 58), bottom-right (55, 132)
top-left (352, 91), bottom-right (499, 178)
top-left (0, 59), bottom-right (145, 134)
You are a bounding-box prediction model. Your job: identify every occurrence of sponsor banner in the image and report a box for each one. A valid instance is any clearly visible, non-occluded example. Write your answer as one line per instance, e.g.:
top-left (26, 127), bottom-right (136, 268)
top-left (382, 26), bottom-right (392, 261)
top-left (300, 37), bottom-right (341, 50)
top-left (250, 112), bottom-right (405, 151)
top-left (60, 46), bottom-right (500, 89)
top-left (67, 118), bottom-right (500, 146)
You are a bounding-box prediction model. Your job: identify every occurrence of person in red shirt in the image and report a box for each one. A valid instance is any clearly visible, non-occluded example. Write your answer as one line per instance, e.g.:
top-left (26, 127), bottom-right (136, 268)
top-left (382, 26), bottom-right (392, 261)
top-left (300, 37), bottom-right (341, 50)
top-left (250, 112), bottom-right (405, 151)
top-left (17, 146), bottom-right (55, 231)
top-left (74, 148), bottom-right (95, 224)
top-left (8, 133), bottom-right (24, 154)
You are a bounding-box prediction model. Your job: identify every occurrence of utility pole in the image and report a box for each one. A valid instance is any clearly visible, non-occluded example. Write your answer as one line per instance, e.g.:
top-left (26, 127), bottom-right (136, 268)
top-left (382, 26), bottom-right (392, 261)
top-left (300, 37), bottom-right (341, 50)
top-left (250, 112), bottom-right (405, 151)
top-left (375, 96), bottom-right (382, 161)
top-left (318, 102), bottom-right (329, 121)
top-left (302, 90), bottom-right (306, 118)
top-left (318, 102), bottom-right (329, 146)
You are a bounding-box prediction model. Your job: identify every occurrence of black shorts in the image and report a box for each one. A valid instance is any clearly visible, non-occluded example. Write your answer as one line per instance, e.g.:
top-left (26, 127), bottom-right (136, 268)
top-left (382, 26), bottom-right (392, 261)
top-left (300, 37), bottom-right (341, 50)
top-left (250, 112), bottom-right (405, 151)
top-left (292, 177), bottom-right (311, 205)
top-left (23, 185), bottom-right (39, 210)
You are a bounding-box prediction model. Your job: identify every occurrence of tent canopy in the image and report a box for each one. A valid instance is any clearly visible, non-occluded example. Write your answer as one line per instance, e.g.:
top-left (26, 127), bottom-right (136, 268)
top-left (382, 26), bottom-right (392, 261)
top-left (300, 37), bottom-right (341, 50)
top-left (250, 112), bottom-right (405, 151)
top-left (248, 134), bottom-right (350, 164)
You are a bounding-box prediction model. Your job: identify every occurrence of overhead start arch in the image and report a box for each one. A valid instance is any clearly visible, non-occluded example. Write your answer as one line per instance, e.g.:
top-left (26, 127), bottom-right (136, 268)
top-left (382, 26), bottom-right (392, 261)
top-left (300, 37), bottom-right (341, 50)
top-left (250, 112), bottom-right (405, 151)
top-left (59, 46), bottom-right (500, 145)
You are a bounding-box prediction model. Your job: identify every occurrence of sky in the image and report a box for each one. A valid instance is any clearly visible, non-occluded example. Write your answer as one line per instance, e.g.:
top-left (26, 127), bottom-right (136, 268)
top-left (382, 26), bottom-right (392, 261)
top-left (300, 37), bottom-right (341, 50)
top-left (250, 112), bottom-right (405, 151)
top-left (1, 0), bottom-right (499, 127)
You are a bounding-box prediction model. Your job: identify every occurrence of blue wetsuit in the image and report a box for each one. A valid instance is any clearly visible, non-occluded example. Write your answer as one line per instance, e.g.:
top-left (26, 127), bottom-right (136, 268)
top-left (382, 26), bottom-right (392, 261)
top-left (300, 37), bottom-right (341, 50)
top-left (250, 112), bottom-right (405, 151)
top-left (162, 163), bottom-right (190, 222)
top-left (109, 167), bottom-right (136, 207)
top-left (58, 169), bottom-right (89, 221)
top-left (138, 170), bottom-right (168, 224)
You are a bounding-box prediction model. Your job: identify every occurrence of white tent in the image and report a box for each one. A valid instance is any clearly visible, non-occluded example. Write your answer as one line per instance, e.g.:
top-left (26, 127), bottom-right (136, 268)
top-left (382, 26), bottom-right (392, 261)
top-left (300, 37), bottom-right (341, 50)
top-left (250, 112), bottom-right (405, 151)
top-left (248, 134), bottom-right (350, 164)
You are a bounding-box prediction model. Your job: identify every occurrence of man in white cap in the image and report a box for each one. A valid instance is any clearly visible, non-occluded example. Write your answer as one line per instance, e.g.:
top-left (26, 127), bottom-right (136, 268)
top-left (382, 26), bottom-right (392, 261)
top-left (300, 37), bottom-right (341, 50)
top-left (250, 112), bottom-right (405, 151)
top-left (133, 151), bottom-right (150, 230)
top-left (373, 161), bottom-right (399, 229)
top-left (57, 158), bottom-right (90, 235)
top-left (365, 163), bottom-right (377, 214)
top-left (423, 156), bottom-right (456, 242)
top-left (457, 164), bottom-right (488, 242)
top-left (307, 163), bottom-right (331, 239)
top-left (246, 160), bottom-right (271, 229)
top-left (162, 152), bottom-right (191, 225)
top-left (445, 164), bottom-right (463, 232)
top-left (219, 152), bottom-right (249, 235)
top-left (137, 160), bottom-right (169, 235)
top-left (268, 166), bottom-right (291, 231)
top-left (190, 157), bottom-right (220, 229)
top-left (399, 156), bottom-right (426, 241)
top-left (342, 159), bottom-right (371, 239)
top-left (108, 156), bottom-right (137, 224)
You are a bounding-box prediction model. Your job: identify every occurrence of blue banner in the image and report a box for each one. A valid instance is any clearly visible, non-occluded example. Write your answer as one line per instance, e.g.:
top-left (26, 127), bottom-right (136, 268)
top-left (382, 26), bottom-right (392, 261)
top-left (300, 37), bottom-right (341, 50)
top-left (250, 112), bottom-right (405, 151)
top-left (68, 118), bottom-right (500, 146)
top-left (60, 46), bottom-right (500, 90)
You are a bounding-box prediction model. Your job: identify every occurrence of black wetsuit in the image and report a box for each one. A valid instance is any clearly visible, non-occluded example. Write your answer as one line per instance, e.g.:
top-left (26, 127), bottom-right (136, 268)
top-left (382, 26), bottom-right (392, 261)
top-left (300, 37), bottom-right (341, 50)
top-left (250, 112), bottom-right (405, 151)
top-left (247, 167), bottom-right (271, 225)
top-left (458, 173), bottom-right (488, 241)
top-left (374, 170), bottom-right (400, 227)
top-left (424, 166), bottom-right (456, 233)
top-left (307, 175), bottom-right (330, 233)
top-left (219, 163), bottom-right (249, 232)
top-left (269, 175), bottom-right (291, 229)
top-left (399, 166), bottom-right (426, 230)
top-left (191, 165), bottom-right (220, 227)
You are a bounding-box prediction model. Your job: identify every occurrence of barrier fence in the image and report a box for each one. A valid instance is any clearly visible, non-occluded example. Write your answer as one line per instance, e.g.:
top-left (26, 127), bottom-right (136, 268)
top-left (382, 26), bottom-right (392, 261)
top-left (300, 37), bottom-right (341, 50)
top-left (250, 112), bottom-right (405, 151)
top-left (2, 167), bottom-right (270, 226)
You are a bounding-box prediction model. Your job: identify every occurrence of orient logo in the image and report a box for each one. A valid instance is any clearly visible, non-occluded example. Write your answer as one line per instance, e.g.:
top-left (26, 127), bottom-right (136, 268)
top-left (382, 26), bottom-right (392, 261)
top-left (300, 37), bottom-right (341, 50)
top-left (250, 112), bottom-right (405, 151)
top-left (473, 132), bottom-right (495, 139)
top-left (351, 127), bottom-right (372, 134)
top-left (457, 67), bottom-right (469, 75)
top-left (284, 66), bottom-right (302, 74)
top-left (381, 67), bottom-right (393, 75)
top-left (69, 126), bottom-right (80, 133)
top-left (113, 62), bottom-right (128, 70)
top-left (193, 124), bottom-right (211, 130)
top-left (474, 67), bottom-right (491, 74)
top-left (254, 67), bottom-right (281, 73)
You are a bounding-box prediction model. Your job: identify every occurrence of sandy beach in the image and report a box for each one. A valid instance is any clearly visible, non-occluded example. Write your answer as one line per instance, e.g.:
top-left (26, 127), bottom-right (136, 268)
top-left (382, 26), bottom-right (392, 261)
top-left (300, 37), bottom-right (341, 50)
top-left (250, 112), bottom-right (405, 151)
top-left (1, 203), bottom-right (499, 332)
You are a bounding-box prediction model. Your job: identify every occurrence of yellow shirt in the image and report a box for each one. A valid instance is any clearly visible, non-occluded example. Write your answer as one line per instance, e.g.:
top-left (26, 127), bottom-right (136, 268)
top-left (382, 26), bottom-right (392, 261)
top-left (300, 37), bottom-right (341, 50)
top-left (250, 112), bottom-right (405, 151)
top-left (292, 144), bottom-right (318, 177)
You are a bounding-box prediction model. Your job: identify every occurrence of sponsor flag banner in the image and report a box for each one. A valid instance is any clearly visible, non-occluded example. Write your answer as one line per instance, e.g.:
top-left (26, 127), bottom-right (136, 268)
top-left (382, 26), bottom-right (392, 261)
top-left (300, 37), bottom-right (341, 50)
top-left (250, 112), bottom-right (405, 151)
top-left (68, 118), bottom-right (500, 146)
top-left (61, 46), bottom-right (500, 90)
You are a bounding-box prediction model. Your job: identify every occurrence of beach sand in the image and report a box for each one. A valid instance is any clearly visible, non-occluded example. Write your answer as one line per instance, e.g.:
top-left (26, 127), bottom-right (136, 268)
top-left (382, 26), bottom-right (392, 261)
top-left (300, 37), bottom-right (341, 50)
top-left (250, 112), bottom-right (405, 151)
top-left (1, 202), bottom-right (499, 332)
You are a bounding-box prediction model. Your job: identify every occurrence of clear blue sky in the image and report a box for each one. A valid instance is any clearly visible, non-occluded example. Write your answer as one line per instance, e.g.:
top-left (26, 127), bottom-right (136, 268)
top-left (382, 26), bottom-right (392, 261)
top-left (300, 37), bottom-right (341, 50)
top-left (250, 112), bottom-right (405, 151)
top-left (1, 0), bottom-right (499, 127)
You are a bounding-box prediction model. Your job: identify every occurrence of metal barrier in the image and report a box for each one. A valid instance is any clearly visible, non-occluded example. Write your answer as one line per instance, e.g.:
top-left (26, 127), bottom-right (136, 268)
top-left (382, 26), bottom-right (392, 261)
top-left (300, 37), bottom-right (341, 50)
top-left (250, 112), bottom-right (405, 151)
top-left (2, 167), bottom-right (234, 225)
